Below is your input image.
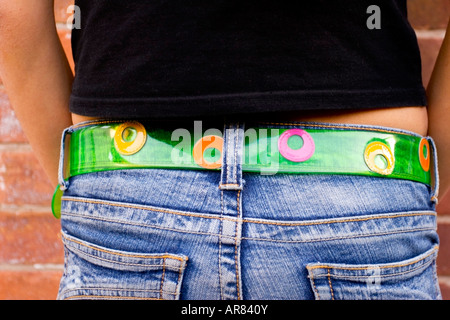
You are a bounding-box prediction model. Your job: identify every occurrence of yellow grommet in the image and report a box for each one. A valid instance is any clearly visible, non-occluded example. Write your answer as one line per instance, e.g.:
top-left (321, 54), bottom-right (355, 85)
top-left (364, 141), bottom-right (395, 175)
top-left (419, 138), bottom-right (430, 172)
top-left (114, 122), bottom-right (147, 155)
top-left (193, 135), bottom-right (223, 169)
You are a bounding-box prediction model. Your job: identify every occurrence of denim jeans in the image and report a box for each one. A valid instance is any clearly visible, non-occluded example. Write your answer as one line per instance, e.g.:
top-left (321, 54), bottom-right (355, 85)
top-left (57, 121), bottom-right (441, 300)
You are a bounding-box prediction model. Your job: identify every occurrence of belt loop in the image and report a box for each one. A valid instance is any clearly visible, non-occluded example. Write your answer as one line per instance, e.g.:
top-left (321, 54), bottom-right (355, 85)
top-left (58, 126), bottom-right (74, 191)
top-left (219, 121), bottom-right (245, 190)
top-left (428, 137), bottom-right (439, 204)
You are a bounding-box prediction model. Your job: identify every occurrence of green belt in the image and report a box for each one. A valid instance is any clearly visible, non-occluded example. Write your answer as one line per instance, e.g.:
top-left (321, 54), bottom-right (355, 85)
top-left (52, 120), bottom-right (432, 218)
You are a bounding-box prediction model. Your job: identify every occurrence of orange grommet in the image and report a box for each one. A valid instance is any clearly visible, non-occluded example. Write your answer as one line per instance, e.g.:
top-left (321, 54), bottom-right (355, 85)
top-left (114, 122), bottom-right (147, 156)
top-left (364, 141), bottom-right (395, 175)
top-left (419, 138), bottom-right (430, 172)
top-left (193, 135), bottom-right (223, 169)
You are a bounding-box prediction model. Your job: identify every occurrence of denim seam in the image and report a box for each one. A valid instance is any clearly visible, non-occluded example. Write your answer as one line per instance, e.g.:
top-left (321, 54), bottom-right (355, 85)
top-left (61, 286), bottom-right (178, 297)
top-left (63, 196), bottom-right (246, 226)
top-left (62, 293), bottom-right (163, 300)
top-left (327, 269), bottom-right (335, 300)
top-left (62, 197), bottom-right (436, 227)
top-left (176, 260), bottom-right (185, 298)
top-left (160, 258), bottom-right (165, 299)
top-left (64, 296), bottom-right (162, 300)
top-left (307, 246), bottom-right (438, 272)
top-left (313, 258), bottom-right (436, 280)
top-left (62, 197), bottom-right (224, 221)
top-left (219, 189), bottom-right (224, 300)
top-left (61, 210), bottom-right (435, 243)
top-left (235, 190), bottom-right (241, 300)
top-left (61, 211), bottom-right (435, 246)
top-left (309, 274), bottom-right (320, 300)
top-left (62, 211), bottom-right (221, 238)
top-left (242, 212), bottom-right (436, 227)
top-left (242, 227), bottom-right (436, 244)
top-left (62, 233), bottom-right (187, 262)
top-left (64, 244), bottom-right (185, 271)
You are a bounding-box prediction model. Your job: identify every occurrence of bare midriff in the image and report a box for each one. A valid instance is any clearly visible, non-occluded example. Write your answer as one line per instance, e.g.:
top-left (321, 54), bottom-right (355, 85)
top-left (71, 105), bottom-right (429, 136)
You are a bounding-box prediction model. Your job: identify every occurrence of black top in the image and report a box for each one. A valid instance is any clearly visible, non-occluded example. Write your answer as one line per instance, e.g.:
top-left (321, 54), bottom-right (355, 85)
top-left (69, 0), bottom-right (426, 119)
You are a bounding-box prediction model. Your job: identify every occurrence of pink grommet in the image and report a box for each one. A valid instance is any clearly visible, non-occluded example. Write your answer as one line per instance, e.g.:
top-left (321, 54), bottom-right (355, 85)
top-left (278, 129), bottom-right (315, 162)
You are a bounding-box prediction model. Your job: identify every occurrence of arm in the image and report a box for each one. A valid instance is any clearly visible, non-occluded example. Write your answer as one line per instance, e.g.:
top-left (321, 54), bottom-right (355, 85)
top-left (0, 0), bottom-right (73, 186)
top-left (427, 19), bottom-right (450, 202)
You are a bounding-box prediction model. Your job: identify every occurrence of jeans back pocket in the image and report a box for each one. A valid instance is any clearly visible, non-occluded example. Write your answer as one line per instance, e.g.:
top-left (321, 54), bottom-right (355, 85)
top-left (306, 246), bottom-right (441, 300)
top-left (58, 232), bottom-right (188, 300)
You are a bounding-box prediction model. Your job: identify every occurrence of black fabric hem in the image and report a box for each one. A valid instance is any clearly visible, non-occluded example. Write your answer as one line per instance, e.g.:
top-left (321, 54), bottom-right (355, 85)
top-left (69, 88), bottom-right (428, 119)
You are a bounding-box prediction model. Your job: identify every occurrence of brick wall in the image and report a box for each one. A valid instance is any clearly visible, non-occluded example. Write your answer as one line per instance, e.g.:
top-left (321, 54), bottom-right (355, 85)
top-left (411, 0), bottom-right (450, 300)
top-left (0, 0), bottom-right (449, 300)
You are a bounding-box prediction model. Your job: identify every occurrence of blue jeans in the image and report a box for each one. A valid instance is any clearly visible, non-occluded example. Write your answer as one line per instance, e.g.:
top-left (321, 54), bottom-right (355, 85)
top-left (57, 121), bottom-right (441, 300)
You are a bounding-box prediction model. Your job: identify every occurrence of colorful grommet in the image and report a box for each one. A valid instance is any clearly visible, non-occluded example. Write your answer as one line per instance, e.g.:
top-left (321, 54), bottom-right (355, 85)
top-left (114, 122), bottom-right (147, 156)
top-left (419, 138), bottom-right (430, 172)
top-left (278, 129), bottom-right (315, 162)
top-left (193, 135), bottom-right (223, 169)
top-left (364, 141), bottom-right (395, 175)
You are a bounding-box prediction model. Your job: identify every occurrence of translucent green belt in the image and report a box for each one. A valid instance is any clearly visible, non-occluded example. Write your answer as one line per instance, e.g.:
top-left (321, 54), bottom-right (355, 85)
top-left (52, 120), bottom-right (433, 218)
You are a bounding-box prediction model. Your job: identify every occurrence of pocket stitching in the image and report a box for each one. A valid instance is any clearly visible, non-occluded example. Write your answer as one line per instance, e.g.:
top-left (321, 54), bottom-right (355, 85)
top-left (307, 245), bottom-right (438, 274)
top-left (312, 258), bottom-right (436, 281)
top-left (62, 232), bottom-right (188, 264)
top-left (65, 242), bottom-right (186, 274)
top-left (60, 233), bottom-right (188, 300)
top-left (61, 287), bottom-right (174, 300)
top-left (327, 269), bottom-right (335, 300)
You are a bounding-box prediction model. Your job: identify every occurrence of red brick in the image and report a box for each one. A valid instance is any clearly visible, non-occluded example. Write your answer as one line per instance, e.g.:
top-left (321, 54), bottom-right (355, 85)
top-left (417, 32), bottom-right (446, 87)
top-left (438, 194), bottom-right (450, 216)
top-left (437, 220), bottom-right (450, 275)
top-left (439, 276), bottom-right (450, 300)
top-left (0, 87), bottom-right (28, 143)
top-left (408, 0), bottom-right (450, 30)
top-left (0, 269), bottom-right (63, 300)
top-left (0, 148), bottom-right (54, 206)
top-left (0, 211), bottom-right (63, 265)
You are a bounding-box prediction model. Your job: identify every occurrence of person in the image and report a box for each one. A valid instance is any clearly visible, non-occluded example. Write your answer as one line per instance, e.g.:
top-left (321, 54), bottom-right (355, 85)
top-left (0, 0), bottom-right (448, 300)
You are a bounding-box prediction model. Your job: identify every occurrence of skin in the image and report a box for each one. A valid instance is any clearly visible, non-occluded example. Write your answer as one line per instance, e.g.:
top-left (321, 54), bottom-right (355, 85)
top-left (0, 1), bottom-right (449, 201)
top-left (0, 0), bottom-right (73, 185)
